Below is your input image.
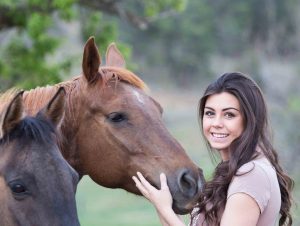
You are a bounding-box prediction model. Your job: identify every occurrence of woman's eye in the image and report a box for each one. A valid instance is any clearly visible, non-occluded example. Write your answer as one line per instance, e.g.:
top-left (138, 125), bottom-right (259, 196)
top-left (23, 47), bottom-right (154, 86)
top-left (107, 112), bottom-right (127, 123)
top-left (224, 112), bottom-right (235, 118)
top-left (204, 111), bottom-right (214, 117)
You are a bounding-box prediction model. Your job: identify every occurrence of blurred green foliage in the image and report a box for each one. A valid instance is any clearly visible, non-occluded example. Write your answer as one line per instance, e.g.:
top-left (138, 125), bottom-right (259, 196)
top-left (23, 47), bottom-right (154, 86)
top-left (0, 0), bottom-right (186, 90)
top-left (0, 0), bottom-right (76, 90)
top-left (120, 0), bottom-right (298, 85)
top-left (1, 0), bottom-right (298, 90)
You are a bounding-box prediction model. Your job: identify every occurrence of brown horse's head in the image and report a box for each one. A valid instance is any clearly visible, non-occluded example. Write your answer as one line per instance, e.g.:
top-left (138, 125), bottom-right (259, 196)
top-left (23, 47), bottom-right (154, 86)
top-left (0, 89), bottom-right (80, 226)
top-left (63, 37), bottom-right (204, 214)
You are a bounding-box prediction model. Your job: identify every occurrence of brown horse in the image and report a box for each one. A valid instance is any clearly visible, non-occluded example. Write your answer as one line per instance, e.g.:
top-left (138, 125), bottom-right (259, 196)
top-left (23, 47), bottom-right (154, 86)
top-left (0, 88), bottom-right (80, 226)
top-left (22, 37), bottom-right (204, 214)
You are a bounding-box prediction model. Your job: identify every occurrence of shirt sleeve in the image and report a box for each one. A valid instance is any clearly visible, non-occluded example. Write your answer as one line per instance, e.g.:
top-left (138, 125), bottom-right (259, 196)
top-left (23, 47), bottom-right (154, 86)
top-left (227, 162), bottom-right (271, 213)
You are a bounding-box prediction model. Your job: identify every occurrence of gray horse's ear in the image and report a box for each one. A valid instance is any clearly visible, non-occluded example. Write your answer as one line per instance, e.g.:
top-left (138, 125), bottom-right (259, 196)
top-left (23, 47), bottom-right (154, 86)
top-left (106, 43), bottom-right (126, 68)
top-left (37, 87), bottom-right (65, 127)
top-left (82, 36), bottom-right (101, 84)
top-left (0, 91), bottom-right (24, 138)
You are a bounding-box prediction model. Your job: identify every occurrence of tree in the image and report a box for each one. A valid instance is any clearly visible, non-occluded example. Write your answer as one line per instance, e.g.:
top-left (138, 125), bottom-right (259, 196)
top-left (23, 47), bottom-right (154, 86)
top-left (116, 0), bottom-right (298, 87)
top-left (0, 0), bottom-right (186, 90)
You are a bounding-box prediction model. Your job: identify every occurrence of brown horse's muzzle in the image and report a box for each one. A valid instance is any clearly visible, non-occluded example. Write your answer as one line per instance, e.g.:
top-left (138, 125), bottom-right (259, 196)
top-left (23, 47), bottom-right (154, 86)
top-left (169, 168), bottom-right (205, 214)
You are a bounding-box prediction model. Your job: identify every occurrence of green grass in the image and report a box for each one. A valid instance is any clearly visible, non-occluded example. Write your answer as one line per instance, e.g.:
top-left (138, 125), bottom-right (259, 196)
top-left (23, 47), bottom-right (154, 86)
top-left (76, 178), bottom-right (162, 226)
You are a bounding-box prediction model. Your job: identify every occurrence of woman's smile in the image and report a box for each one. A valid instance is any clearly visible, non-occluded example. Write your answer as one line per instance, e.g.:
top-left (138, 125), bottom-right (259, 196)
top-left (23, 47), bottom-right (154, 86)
top-left (211, 132), bottom-right (229, 139)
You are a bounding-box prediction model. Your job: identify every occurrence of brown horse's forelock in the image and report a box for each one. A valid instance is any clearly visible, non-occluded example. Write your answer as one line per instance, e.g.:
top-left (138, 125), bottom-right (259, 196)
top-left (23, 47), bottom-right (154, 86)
top-left (100, 66), bottom-right (148, 91)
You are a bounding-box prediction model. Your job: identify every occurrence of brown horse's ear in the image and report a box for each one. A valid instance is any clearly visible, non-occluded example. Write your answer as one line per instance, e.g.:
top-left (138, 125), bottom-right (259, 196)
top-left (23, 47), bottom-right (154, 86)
top-left (106, 43), bottom-right (126, 68)
top-left (82, 36), bottom-right (101, 84)
top-left (0, 91), bottom-right (24, 138)
top-left (37, 87), bottom-right (65, 127)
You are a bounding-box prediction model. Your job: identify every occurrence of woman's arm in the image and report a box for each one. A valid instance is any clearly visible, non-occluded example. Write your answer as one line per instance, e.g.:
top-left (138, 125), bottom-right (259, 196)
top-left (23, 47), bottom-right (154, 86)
top-left (220, 193), bottom-right (260, 226)
top-left (156, 209), bottom-right (171, 226)
top-left (132, 172), bottom-right (186, 226)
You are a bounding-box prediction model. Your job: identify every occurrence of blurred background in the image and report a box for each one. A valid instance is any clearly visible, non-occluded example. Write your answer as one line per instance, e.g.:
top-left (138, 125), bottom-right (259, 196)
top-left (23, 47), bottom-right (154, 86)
top-left (1, 0), bottom-right (299, 225)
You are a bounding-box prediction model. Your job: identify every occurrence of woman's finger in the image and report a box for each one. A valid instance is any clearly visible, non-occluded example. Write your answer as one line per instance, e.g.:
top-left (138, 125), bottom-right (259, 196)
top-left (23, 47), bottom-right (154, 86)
top-left (132, 176), bottom-right (149, 197)
top-left (137, 172), bottom-right (155, 191)
top-left (160, 173), bottom-right (169, 190)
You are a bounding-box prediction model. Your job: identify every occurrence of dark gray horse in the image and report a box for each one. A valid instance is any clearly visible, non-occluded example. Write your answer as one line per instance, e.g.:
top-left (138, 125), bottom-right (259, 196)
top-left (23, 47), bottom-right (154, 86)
top-left (0, 88), bottom-right (80, 226)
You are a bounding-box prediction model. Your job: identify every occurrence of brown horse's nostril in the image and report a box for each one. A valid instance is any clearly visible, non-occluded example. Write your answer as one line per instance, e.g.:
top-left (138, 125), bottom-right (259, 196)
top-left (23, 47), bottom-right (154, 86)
top-left (177, 169), bottom-right (198, 198)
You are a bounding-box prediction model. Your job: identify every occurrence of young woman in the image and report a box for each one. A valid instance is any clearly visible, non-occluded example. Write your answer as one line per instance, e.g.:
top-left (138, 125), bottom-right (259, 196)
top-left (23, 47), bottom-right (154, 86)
top-left (132, 72), bottom-right (294, 226)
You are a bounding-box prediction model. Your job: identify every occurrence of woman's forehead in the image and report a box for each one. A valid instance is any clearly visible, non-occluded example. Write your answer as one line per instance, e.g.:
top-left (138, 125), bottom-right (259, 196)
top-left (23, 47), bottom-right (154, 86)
top-left (205, 92), bottom-right (240, 110)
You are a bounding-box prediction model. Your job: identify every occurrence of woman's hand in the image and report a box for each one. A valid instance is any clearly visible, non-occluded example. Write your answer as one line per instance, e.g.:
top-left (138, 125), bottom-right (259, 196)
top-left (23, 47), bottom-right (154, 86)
top-left (132, 172), bottom-right (186, 226)
top-left (132, 172), bottom-right (173, 212)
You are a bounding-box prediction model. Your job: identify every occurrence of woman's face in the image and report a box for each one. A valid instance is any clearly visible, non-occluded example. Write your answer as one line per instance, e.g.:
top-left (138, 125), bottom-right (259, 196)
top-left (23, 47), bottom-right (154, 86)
top-left (202, 92), bottom-right (244, 160)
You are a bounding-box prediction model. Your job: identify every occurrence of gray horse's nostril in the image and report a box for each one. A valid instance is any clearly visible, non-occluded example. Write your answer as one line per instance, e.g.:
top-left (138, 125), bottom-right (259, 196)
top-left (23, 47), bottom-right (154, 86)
top-left (177, 169), bottom-right (198, 198)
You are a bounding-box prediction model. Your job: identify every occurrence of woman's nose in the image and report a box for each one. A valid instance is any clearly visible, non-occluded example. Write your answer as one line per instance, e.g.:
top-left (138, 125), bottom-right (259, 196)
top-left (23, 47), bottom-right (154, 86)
top-left (212, 116), bottom-right (223, 128)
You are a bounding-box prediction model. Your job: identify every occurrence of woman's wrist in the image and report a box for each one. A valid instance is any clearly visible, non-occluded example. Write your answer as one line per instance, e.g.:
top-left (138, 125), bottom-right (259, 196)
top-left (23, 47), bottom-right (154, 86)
top-left (156, 206), bottom-right (185, 226)
top-left (156, 205), bottom-right (173, 216)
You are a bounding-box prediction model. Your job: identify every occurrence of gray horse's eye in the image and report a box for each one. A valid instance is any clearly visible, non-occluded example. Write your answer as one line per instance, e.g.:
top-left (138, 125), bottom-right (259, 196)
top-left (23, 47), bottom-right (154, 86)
top-left (107, 112), bottom-right (127, 123)
top-left (8, 181), bottom-right (28, 197)
top-left (12, 184), bottom-right (26, 193)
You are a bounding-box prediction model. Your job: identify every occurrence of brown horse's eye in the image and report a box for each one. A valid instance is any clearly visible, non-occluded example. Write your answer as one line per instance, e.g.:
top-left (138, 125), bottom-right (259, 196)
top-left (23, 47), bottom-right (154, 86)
top-left (108, 112), bottom-right (127, 123)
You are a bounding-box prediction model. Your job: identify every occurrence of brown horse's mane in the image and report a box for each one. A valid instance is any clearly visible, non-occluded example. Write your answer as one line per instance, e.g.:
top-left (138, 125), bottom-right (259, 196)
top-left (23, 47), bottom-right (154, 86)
top-left (23, 85), bottom-right (63, 116)
top-left (23, 66), bottom-right (147, 115)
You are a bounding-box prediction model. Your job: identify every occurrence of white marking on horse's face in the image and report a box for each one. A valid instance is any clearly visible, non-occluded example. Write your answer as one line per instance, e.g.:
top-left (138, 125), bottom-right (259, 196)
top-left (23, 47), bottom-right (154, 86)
top-left (132, 90), bottom-right (144, 105)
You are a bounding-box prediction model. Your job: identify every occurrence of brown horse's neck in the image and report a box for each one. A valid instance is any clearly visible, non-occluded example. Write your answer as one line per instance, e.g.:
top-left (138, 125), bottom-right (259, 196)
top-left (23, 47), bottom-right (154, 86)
top-left (23, 78), bottom-right (84, 175)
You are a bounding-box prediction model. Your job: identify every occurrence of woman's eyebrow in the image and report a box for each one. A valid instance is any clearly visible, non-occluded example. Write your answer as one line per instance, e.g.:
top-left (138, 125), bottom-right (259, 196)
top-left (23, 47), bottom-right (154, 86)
top-left (205, 106), bottom-right (240, 112)
top-left (204, 107), bottom-right (214, 110)
top-left (223, 107), bottom-right (240, 112)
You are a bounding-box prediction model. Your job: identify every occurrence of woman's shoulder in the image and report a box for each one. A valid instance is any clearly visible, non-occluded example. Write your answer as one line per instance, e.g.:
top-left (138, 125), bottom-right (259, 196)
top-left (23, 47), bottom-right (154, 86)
top-left (231, 158), bottom-right (272, 191)
top-left (237, 156), bottom-right (275, 179)
top-left (228, 156), bottom-right (277, 212)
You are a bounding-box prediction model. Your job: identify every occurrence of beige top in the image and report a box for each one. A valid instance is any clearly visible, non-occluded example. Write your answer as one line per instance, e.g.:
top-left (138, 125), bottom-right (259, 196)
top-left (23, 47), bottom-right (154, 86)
top-left (190, 156), bottom-right (281, 226)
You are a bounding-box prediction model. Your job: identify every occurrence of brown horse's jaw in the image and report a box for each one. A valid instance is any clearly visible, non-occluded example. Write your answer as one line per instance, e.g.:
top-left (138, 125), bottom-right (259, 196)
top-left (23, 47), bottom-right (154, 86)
top-left (173, 201), bottom-right (196, 215)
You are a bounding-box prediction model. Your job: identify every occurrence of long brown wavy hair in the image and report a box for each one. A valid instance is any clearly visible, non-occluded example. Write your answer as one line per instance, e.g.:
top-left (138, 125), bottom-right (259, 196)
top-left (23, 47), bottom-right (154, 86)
top-left (192, 72), bottom-right (294, 226)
